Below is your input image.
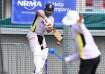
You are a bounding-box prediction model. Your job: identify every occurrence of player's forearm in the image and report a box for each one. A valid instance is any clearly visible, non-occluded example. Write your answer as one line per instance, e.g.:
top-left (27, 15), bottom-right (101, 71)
top-left (79, 23), bottom-right (92, 37)
top-left (36, 10), bottom-right (48, 23)
top-left (65, 52), bottom-right (80, 62)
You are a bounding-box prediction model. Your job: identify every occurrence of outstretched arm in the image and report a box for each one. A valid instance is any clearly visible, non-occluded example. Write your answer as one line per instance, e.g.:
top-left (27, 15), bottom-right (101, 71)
top-left (77, 15), bottom-right (95, 44)
top-left (65, 52), bottom-right (80, 63)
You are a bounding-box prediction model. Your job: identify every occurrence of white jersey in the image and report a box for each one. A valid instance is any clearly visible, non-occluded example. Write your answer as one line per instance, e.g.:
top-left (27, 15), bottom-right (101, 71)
top-left (32, 10), bottom-right (54, 36)
top-left (71, 24), bottom-right (101, 60)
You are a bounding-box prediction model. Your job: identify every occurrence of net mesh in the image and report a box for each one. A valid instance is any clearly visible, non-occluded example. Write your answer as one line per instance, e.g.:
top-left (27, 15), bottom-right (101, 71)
top-left (0, 0), bottom-right (105, 74)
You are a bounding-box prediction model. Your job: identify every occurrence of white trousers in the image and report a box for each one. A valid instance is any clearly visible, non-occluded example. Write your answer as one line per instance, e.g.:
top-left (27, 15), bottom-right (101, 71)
top-left (27, 31), bottom-right (48, 74)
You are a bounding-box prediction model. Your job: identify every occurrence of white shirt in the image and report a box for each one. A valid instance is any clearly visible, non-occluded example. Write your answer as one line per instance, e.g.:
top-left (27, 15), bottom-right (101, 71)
top-left (32, 10), bottom-right (54, 36)
top-left (68, 23), bottom-right (101, 61)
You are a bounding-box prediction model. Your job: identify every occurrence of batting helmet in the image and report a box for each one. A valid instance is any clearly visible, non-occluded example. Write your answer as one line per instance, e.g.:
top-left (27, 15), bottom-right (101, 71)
top-left (44, 3), bottom-right (54, 17)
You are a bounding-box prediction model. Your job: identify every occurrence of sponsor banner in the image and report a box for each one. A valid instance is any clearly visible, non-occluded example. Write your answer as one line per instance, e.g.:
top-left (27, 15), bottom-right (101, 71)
top-left (12, 0), bottom-right (76, 25)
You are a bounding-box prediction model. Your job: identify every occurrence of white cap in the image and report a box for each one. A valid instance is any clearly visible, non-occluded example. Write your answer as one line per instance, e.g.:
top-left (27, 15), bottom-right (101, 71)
top-left (62, 10), bottom-right (79, 25)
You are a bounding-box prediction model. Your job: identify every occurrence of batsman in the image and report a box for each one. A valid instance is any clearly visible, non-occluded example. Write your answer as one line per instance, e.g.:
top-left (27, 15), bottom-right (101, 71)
top-left (26, 3), bottom-right (62, 74)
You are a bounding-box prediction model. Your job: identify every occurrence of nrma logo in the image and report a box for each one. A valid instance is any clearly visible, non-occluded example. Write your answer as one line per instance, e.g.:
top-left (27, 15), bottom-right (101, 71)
top-left (17, 0), bottom-right (42, 10)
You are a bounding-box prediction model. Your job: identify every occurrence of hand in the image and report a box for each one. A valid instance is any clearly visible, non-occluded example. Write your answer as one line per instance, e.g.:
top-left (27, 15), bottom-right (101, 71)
top-left (65, 57), bottom-right (71, 63)
top-left (56, 41), bottom-right (61, 45)
top-left (46, 19), bottom-right (53, 26)
top-left (77, 15), bottom-right (84, 24)
top-left (46, 27), bottom-right (53, 33)
top-left (46, 19), bottom-right (53, 33)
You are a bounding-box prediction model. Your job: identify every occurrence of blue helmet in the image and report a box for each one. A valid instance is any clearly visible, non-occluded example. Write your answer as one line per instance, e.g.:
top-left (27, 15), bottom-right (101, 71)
top-left (44, 3), bottom-right (54, 16)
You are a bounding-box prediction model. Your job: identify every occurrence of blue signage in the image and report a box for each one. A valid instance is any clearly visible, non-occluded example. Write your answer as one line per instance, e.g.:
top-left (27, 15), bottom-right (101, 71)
top-left (12, 0), bottom-right (76, 26)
